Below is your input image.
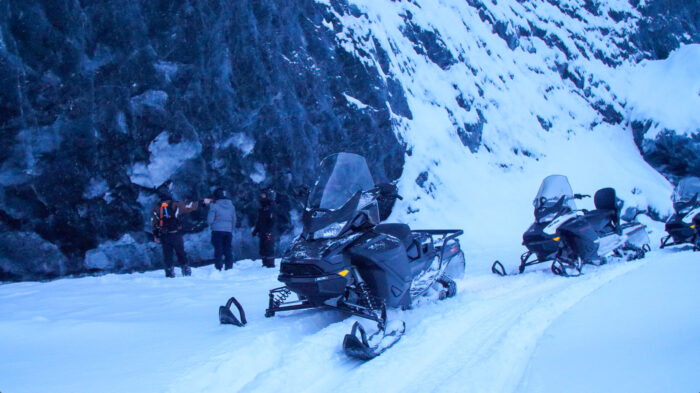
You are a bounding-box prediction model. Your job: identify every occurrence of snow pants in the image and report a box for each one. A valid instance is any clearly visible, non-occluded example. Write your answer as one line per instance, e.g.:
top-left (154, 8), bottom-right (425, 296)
top-left (259, 232), bottom-right (275, 268)
top-left (212, 230), bottom-right (233, 270)
top-left (161, 233), bottom-right (190, 276)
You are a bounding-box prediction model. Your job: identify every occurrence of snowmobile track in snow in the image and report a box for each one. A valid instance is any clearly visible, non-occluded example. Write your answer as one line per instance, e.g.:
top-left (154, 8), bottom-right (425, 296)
top-left (165, 261), bottom-right (643, 393)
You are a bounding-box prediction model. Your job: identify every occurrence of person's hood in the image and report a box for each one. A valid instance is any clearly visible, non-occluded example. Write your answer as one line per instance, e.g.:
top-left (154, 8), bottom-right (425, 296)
top-left (215, 199), bottom-right (234, 207)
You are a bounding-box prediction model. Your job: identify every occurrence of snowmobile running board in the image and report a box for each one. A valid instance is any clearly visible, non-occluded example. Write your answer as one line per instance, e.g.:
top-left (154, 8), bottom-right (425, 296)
top-left (659, 234), bottom-right (697, 250)
top-left (491, 251), bottom-right (549, 276)
top-left (264, 286), bottom-right (386, 324)
top-left (219, 297), bottom-right (247, 327)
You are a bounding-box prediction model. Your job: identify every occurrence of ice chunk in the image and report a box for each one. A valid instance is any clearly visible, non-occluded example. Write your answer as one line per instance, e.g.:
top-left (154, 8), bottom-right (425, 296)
top-left (130, 90), bottom-right (168, 113)
top-left (250, 162), bottom-right (266, 184)
top-left (129, 132), bottom-right (202, 188)
top-left (221, 132), bottom-right (255, 156)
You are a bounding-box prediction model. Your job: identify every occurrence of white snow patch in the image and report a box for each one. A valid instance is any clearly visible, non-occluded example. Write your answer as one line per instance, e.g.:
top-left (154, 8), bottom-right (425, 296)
top-left (221, 132), bottom-right (255, 156)
top-left (343, 93), bottom-right (369, 109)
top-left (83, 178), bottom-right (109, 199)
top-left (115, 112), bottom-right (128, 134)
top-left (129, 132), bottom-right (202, 188)
top-left (154, 61), bottom-right (179, 83)
top-left (608, 44), bottom-right (700, 138)
top-left (250, 162), bottom-right (266, 184)
top-left (130, 90), bottom-right (168, 112)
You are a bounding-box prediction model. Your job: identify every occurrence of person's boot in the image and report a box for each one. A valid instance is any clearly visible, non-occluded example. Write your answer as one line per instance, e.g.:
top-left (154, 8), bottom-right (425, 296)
top-left (214, 261), bottom-right (223, 271)
top-left (262, 258), bottom-right (275, 268)
top-left (165, 267), bottom-right (175, 278)
top-left (224, 261), bottom-right (233, 270)
top-left (181, 265), bottom-right (192, 276)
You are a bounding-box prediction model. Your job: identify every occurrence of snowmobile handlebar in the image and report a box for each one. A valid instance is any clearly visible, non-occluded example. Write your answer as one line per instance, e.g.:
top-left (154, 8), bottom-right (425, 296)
top-left (574, 193), bottom-right (591, 199)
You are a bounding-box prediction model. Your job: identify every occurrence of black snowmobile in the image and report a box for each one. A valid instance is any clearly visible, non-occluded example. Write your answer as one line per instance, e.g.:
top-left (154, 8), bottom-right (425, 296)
top-left (222, 153), bottom-right (466, 360)
top-left (492, 175), bottom-right (590, 276)
top-left (549, 186), bottom-right (650, 276)
top-left (659, 176), bottom-right (700, 250)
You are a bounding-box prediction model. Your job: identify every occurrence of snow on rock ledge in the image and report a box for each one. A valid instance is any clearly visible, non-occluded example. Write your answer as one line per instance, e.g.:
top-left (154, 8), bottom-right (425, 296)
top-left (129, 132), bottom-right (202, 189)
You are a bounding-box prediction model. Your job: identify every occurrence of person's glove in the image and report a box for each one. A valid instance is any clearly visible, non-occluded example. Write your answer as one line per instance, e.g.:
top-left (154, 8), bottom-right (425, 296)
top-left (154, 237), bottom-right (161, 244)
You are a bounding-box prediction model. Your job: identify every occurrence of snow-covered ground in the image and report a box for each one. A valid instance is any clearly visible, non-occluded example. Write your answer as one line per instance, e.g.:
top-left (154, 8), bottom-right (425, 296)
top-left (2, 244), bottom-right (698, 393)
top-left (2, 1), bottom-right (697, 391)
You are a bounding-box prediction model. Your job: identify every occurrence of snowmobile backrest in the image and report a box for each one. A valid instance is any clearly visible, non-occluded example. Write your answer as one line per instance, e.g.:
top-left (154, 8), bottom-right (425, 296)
top-left (594, 188), bottom-right (617, 211)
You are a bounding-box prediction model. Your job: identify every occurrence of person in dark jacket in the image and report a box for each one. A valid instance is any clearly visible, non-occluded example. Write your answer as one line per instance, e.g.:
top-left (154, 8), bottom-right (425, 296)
top-left (252, 188), bottom-right (276, 268)
top-left (151, 187), bottom-right (210, 277)
top-left (208, 188), bottom-right (236, 270)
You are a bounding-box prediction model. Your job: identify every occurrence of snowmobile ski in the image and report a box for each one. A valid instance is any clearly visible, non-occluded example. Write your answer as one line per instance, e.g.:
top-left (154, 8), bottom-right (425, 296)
top-left (219, 296), bottom-right (247, 326)
top-left (551, 258), bottom-right (582, 277)
top-left (491, 260), bottom-right (507, 276)
top-left (342, 319), bottom-right (406, 361)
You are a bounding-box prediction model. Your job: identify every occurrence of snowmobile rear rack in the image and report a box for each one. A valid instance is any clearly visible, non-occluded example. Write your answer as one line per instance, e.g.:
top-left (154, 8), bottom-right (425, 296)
top-left (411, 229), bottom-right (463, 269)
top-left (219, 297), bottom-right (247, 326)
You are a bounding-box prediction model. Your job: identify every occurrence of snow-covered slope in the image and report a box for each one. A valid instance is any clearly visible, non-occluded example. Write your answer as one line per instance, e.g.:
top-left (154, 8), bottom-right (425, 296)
top-left (1, 247), bottom-right (698, 393)
top-left (317, 0), bottom-right (686, 254)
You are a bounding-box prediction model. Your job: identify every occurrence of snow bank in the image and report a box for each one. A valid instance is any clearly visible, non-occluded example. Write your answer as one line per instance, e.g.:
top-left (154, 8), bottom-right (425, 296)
top-left (609, 44), bottom-right (700, 138)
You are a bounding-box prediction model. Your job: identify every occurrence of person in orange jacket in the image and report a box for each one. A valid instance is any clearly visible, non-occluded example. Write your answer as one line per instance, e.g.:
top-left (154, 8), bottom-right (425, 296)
top-left (152, 187), bottom-right (210, 277)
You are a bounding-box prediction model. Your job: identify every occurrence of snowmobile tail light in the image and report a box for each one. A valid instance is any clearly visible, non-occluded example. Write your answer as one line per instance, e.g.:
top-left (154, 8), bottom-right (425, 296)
top-left (553, 236), bottom-right (560, 242)
top-left (691, 224), bottom-right (696, 229)
top-left (338, 269), bottom-right (349, 277)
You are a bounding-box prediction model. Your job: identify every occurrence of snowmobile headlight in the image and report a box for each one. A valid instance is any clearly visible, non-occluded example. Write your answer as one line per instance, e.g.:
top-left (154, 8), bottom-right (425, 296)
top-left (313, 221), bottom-right (347, 239)
top-left (538, 212), bottom-right (557, 223)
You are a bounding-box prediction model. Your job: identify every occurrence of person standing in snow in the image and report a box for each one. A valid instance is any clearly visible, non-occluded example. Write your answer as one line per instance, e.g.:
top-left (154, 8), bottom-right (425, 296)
top-left (208, 188), bottom-right (237, 270)
top-left (151, 186), bottom-right (210, 277)
top-left (252, 188), bottom-right (276, 268)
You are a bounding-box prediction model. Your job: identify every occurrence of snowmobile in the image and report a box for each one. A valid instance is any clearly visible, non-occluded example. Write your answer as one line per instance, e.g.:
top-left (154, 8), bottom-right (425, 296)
top-left (659, 176), bottom-right (700, 250)
top-left (492, 175), bottom-right (590, 276)
top-left (549, 186), bottom-right (650, 276)
top-left (221, 153), bottom-right (465, 360)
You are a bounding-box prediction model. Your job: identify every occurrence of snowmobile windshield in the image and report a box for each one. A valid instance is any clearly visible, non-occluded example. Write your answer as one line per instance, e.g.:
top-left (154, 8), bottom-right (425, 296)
top-left (672, 177), bottom-right (700, 205)
top-left (533, 175), bottom-right (576, 211)
top-left (308, 153), bottom-right (375, 210)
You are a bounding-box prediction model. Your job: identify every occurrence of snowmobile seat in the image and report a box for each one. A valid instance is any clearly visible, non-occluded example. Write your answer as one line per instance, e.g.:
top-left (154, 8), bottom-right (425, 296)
top-left (587, 188), bottom-right (620, 233)
top-left (375, 223), bottom-right (414, 250)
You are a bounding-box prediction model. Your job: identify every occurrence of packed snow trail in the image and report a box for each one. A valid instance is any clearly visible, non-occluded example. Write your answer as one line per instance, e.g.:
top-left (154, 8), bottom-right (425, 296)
top-left (519, 249), bottom-right (700, 393)
top-left (1, 249), bottom-right (698, 393)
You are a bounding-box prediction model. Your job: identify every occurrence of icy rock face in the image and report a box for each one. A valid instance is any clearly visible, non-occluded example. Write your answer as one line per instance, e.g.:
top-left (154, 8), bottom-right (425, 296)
top-left (0, 231), bottom-right (69, 280)
top-left (0, 0), bottom-right (404, 280)
top-left (84, 234), bottom-right (162, 272)
top-left (0, 0), bottom-right (697, 280)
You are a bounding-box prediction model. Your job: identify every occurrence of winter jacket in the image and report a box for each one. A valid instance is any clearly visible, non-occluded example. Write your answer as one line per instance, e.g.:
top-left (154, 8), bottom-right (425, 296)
top-left (253, 203), bottom-right (275, 236)
top-left (207, 199), bottom-right (237, 233)
top-left (151, 200), bottom-right (201, 236)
